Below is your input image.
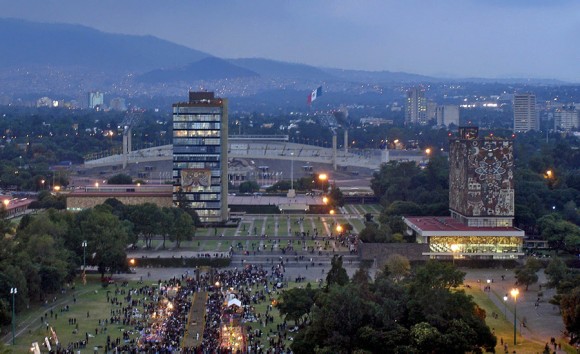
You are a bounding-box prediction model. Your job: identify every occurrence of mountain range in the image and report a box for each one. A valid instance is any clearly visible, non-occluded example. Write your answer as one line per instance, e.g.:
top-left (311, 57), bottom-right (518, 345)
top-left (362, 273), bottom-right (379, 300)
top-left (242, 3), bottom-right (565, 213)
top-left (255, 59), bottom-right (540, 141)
top-left (0, 18), bottom-right (566, 98)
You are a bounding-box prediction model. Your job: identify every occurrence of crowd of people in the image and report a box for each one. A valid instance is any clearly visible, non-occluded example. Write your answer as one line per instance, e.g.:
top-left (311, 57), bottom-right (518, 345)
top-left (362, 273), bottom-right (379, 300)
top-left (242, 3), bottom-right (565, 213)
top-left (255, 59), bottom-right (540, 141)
top-left (38, 259), bottom-right (307, 353)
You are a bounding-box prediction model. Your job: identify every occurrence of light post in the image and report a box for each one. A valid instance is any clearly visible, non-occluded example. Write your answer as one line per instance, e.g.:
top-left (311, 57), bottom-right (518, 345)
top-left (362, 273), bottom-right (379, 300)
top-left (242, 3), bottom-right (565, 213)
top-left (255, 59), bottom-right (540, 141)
top-left (290, 152), bottom-right (294, 190)
top-left (10, 287), bottom-right (17, 345)
top-left (511, 288), bottom-right (519, 346)
top-left (82, 240), bottom-right (87, 271)
top-left (503, 295), bottom-right (508, 319)
top-left (318, 173), bottom-right (328, 191)
top-left (450, 244), bottom-right (460, 266)
top-left (287, 151), bottom-right (296, 198)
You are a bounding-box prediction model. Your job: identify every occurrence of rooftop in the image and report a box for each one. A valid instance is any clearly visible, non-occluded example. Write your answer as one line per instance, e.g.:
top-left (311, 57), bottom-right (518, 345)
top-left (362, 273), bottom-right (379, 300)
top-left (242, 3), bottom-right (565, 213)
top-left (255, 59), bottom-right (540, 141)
top-left (405, 216), bottom-right (522, 233)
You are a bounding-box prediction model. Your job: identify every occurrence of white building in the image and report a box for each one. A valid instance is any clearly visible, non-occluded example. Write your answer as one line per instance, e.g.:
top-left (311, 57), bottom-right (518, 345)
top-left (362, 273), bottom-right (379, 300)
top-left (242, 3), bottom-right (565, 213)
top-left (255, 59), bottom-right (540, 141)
top-left (88, 92), bottom-right (104, 109)
top-left (513, 93), bottom-right (538, 132)
top-left (554, 106), bottom-right (579, 131)
top-left (436, 105), bottom-right (460, 127)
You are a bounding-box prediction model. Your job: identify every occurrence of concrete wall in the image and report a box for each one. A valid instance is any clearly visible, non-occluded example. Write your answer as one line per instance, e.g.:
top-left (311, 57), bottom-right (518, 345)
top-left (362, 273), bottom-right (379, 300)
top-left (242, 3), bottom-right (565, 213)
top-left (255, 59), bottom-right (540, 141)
top-left (67, 195), bottom-right (173, 210)
top-left (359, 242), bottom-right (429, 266)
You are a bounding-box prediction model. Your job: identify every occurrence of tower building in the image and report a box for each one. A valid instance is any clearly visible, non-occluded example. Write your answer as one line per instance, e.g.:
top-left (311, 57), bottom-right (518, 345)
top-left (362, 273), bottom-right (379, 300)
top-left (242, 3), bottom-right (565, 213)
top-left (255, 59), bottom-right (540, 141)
top-left (513, 93), bottom-right (538, 132)
top-left (554, 105), bottom-right (579, 131)
top-left (448, 127), bottom-right (514, 227)
top-left (405, 87), bottom-right (427, 125)
top-left (404, 127), bottom-right (524, 259)
top-left (172, 92), bottom-right (228, 224)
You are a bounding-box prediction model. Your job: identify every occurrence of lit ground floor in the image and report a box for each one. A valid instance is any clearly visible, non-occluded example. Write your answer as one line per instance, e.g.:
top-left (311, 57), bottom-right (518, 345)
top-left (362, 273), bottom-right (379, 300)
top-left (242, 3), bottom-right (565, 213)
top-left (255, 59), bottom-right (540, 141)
top-left (404, 216), bottom-right (525, 260)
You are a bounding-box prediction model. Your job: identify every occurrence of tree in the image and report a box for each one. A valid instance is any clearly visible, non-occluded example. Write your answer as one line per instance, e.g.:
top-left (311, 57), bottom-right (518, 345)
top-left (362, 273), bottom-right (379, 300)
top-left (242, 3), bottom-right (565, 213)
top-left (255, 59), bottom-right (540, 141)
top-left (386, 254), bottom-right (411, 282)
top-left (170, 209), bottom-right (196, 248)
top-left (358, 223), bottom-right (390, 243)
top-left (411, 261), bottom-right (465, 291)
top-left (515, 267), bottom-right (539, 291)
top-left (78, 208), bottom-right (129, 278)
top-left (107, 173), bottom-right (133, 184)
top-left (239, 180), bottom-right (260, 193)
top-left (545, 257), bottom-right (568, 289)
top-left (538, 214), bottom-right (580, 253)
top-left (560, 286), bottom-right (580, 344)
top-left (277, 285), bottom-right (317, 325)
top-left (128, 203), bottom-right (163, 248)
top-left (328, 185), bottom-right (345, 208)
top-left (326, 255), bottom-right (349, 288)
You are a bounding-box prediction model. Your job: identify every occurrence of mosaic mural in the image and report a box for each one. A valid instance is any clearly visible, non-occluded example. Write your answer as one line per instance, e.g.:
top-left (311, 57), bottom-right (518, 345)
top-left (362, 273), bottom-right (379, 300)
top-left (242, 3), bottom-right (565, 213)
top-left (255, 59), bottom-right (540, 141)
top-left (449, 138), bottom-right (514, 217)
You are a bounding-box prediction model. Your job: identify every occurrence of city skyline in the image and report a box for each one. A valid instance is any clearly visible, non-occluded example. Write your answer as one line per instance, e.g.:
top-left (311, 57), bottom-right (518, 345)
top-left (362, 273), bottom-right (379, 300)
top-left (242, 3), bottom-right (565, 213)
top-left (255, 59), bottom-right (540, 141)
top-left (0, 0), bottom-right (579, 82)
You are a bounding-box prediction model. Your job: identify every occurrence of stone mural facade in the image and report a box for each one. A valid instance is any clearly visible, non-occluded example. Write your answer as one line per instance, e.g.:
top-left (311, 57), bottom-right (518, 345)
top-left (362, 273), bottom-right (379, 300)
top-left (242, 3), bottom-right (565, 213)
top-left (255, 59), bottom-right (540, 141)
top-left (449, 137), bottom-right (514, 218)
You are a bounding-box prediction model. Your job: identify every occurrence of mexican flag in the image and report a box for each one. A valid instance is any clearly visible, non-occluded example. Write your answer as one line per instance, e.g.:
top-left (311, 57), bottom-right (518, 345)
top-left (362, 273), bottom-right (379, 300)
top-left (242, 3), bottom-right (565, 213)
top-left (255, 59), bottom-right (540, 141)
top-left (307, 86), bottom-right (323, 104)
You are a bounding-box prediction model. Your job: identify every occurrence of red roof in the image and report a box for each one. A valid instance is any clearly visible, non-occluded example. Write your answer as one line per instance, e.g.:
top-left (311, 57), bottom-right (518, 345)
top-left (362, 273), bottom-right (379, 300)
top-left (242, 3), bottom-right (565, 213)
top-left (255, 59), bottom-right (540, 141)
top-left (404, 216), bottom-right (521, 232)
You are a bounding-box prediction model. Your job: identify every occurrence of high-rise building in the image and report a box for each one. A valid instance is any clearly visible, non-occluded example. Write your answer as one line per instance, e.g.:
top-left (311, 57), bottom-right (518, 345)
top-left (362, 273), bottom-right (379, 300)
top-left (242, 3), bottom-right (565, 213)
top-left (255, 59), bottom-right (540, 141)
top-left (405, 87), bottom-right (427, 124)
top-left (436, 105), bottom-right (460, 127)
top-left (88, 91), bottom-right (104, 109)
top-left (513, 93), bottom-right (538, 132)
top-left (172, 92), bottom-right (228, 224)
top-left (554, 105), bottom-right (579, 131)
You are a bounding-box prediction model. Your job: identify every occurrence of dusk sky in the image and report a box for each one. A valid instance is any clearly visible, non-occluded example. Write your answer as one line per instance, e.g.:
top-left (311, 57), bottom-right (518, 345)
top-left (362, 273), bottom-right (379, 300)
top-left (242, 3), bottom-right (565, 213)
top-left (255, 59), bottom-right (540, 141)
top-left (2, 0), bottom-right (579, 81)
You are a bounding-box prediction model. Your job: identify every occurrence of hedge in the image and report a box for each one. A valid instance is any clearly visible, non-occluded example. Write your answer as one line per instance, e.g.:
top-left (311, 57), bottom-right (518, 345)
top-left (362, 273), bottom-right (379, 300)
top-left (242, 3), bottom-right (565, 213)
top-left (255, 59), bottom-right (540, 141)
top-left (133, 257), bottom-right (231, 268)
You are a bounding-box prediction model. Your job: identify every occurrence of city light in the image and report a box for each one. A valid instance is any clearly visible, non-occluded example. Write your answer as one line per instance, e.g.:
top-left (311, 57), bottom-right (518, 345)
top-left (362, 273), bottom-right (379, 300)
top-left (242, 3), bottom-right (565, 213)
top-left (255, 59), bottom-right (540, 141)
top-left (336, 225), bottom-right (343, 233)
top-left (322, 197), bottom-right (328, 204)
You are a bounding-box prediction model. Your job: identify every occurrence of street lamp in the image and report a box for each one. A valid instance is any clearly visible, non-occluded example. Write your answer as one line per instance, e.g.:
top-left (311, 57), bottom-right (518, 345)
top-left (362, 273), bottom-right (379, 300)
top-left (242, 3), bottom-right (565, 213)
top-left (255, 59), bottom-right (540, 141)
top-left (511, 288), bottom-right (519, 346)
top-left (322, 196), bottom-right (328, 204)
top-left (450, 244), bottom-right (460, 265)
top-left (503, 295), bottom-right (508, 319)
top-left (82, 240), bottom-right (87, 271)
top-left (318, 173), bottom-right (328, 191)
top-left (336, 225), bottom-right (343, 233)
top-left (10, 287), bottom-right (17, 345)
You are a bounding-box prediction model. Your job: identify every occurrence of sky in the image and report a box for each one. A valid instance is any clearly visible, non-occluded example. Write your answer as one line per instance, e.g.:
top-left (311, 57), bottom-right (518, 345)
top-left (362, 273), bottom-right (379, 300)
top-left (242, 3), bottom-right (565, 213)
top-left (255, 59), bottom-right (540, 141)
top-left (1, 0), bottom-right (579, 81)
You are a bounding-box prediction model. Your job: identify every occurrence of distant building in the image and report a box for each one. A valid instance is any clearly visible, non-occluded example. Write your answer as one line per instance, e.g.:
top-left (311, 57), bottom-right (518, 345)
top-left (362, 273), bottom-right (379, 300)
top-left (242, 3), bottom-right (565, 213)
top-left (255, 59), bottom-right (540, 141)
top-left (172, 92), bottom-right (229, 224)
top-left (554, 105), bottom-right (579, 131)
top-left (109, 97), bottom-right (127, 111)
top-left (404, 127), bottom-right (524, 259)
top-left (88, 91), bottom-right (104, 109)
top-left (66, 184), bottom-right (173, 211)
top-left (426, 101), bottom-right (438, 122)
top-left (405, 87), bottom-right (427, 125)
top-left (436, 105), bottom-right (460, 127)
top-left (513, 93), bottom-right (538, 132)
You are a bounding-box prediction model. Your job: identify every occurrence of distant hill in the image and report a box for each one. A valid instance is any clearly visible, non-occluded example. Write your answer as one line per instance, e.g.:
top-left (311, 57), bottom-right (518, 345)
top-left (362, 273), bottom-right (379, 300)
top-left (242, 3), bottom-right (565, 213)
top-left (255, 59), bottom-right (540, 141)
top-left (0, 18), bottom-right (569, 97)
top-left (321, 67), bottom-right (436, 84)
top-left (228, 58), bottom-right (335, 80)
top-left (138, 57), bottom-right (259, 83)
top-left (0, 18), bottom-right (209, 72)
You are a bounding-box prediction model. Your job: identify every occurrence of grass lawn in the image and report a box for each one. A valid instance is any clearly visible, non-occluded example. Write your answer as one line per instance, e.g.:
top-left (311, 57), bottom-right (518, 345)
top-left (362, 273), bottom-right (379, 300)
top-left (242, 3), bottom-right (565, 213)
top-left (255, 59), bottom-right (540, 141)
top-left (9, 276), bottom-right (148, 353)
top-left (244, 281), bottom-right (322, 351)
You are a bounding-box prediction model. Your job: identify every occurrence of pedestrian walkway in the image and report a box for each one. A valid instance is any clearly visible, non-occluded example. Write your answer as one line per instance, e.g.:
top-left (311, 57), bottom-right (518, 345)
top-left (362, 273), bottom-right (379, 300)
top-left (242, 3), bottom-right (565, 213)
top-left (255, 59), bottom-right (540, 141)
top-left (464, 268), bottom-right (567, 353)
top-left (182, 292), bottom-right (207, 349)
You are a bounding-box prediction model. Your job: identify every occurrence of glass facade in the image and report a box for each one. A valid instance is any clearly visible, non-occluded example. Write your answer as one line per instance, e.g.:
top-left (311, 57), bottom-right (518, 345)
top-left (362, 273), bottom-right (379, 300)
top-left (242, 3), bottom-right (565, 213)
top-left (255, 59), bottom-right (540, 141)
top-left (172, 93), bottom-right (228, 224)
